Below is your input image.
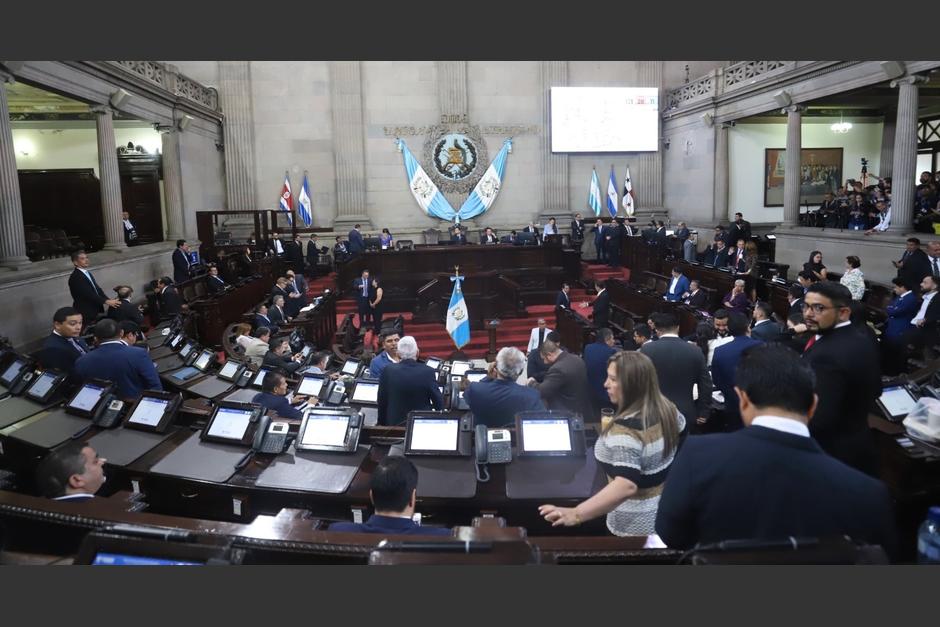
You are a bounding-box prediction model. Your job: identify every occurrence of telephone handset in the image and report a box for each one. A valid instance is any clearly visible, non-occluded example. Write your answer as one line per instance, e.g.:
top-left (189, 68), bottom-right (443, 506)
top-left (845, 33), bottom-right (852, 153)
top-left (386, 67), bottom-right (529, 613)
top-left (474, 425), bottom-right (512, 482)
top-left (235, 369), bottom-right (253, 388)
top-left (323, 380), bottom-right (346, 405)
top-left (183, 347), bottom-right (201, 367)
top-left (8, 369), bottom-right (36, 396)
top-left (92, 394), bottom-right (128, 428)
top-left (252, 414), bottom-right (292, 455)
top-left (449, 378), bottom-right (470, 411)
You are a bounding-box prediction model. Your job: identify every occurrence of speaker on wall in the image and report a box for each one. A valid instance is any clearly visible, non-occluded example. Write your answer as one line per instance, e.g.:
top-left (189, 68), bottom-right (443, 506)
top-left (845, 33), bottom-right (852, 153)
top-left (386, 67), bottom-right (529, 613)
top-left (772, 90), bottom-right (792, 109)
top-left (701, 112), bottom-right (714, 128)
top-left (880, 61), bottom-right (906, 80)
top-left (177, 114), bottom-right (193, 131)
top-left (109, 88), bottom-right (131, 109)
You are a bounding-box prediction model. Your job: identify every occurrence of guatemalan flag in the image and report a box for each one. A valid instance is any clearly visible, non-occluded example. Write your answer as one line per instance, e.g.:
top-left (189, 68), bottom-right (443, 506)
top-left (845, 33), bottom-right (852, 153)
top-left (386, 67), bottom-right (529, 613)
top-left (588, 168), bottom-right (603, 217)
top-left (446, 273), bottom-right (470, 350)
top-left (297, 172), bottom-right (313, 227)
top-left (458, 138), bottom-right (512, 221)
top-left (396, 139), bottom-right (456, 222)
top-left (622, 166), bottom-right (635, 216)
top-left (278, 172), bottom-right (293, 226)
top-left (606, 166), bottom-right (618, 218)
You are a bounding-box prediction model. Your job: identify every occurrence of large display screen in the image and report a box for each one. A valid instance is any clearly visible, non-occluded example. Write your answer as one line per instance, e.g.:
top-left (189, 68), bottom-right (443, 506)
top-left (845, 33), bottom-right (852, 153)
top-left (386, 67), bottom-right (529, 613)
top-left (300, 413), bottom-right (350, 448)
top-left (127, 397), bottom-right (170, 427)
top-left (521, 418), bottom-right (572, 452)
top-left (68, 383), bottom-right (106, 413)
top-left (409, 418), bottom-right (458, 452)
top-left (351, 381), bottom-right (379, 404)
top-left (551, 87), bottom-right (659, 153)
top-left (206, 407), bottom-right (254, 441)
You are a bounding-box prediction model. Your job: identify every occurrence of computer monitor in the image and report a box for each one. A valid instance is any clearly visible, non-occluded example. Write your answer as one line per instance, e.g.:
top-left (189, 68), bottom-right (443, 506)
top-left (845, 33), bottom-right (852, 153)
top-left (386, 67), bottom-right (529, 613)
top-left (877, 385), bottom-right (918, 422)
top-left (0, 358), bottom-right (27, 388)
top-left (350, 379), bottom-right (379, 405)
top-left (24, 370), bottom-right (66, 404)
top-left (193, 349), bottom-right (214, 372)
top-left (515, 412), bottom-right (586, 457)
top-left (74, 531), bottom-right (235, 566)
top-left (516, 232), bottom-right (536, 245)
top-left (251, 367), bottom-right (272, 389)
top-left (65, 380), bottom-right (114, 418)
top-left (340, 358), bottom-right (361, 377)
top-left (296, 408), bottom-right (361, 453)
top-left (188, 250), bottom-right (200, 265)
top-left (201, 402), bottom-right (264, 446)
top-left (296, 373), bottom-right (326, 397)
top-left (217, 360), bottom-right (242, 382)
top-left (405, 412), bottom-right (472, 456)
top-left (123, 391), bottom-right (182, 433)
top-left (425, 357), bottom-right (443, 371)
top-left (168, 333), bottom-right (184, 350)
top-left (450, 361), bottom-right (471, 377)
top-left (179, 342), bottom-right (196, 360)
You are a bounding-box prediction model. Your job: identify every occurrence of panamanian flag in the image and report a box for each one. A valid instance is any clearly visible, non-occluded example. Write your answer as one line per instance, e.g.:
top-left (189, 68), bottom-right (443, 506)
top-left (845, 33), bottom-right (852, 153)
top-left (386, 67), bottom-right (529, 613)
top-left (446, 274), bottom-right (470, 350)
top-left (298, 172), bottom-right (313, 226)
top-left (622, 166), bottom-right (635, 216)
top-left (396, 138), bottom-right (456, 222)
top-left (279, 172), bottom-right (294, 226)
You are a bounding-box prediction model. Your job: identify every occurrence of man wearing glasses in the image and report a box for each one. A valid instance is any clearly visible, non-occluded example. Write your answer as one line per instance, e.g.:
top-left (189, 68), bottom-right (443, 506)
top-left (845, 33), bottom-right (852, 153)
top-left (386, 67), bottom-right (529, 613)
top-left (801, 282), bottom-right (880, 477)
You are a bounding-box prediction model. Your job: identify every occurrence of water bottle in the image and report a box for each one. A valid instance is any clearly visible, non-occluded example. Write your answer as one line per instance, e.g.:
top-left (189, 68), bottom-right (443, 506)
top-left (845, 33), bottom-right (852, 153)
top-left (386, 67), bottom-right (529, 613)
top-left (917, 506), bottom-right (940, 564)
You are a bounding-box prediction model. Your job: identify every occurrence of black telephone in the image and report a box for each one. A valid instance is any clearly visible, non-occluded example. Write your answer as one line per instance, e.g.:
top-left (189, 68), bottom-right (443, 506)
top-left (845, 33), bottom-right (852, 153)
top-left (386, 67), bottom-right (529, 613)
top-left (450, 377), bottom-right (470, 411)
top-left (182, 345), bottom-right (201, 367)
top-left (92, 394), bottom-right (128, 428)
top-left (475, 425), bottom-right (512, 465)
top-left (322, 380), bottom-right (346, 405)
top-left (234, 369), bottom-right (253, 388)
top-left (252, 414), bottom-right (292, 455)
top-left (8, 368), bottom-right (37, 396)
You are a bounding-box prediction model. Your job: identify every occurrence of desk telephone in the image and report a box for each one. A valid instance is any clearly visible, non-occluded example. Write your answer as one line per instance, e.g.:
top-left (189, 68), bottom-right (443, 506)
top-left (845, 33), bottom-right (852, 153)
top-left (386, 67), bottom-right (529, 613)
top-left (92, 396), bottom-right (128, 429)
top-left (252, 414), bottom-right (292, 454)
top-left (8, 369), bottom-right (36, 396)
top-left (474, 425), bottom-right (512, 483)
top-left (322, 380), bottom-right (346, 405)
top-left (234, 369), bottom-right (253, 388)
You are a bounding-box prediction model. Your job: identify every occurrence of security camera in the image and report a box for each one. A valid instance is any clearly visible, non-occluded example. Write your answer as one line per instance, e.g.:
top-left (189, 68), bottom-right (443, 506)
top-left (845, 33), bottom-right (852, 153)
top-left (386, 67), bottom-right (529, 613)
top-left (663, 138), bottom-right (671, 149)
top-left (728, 120), bottom-right (737, 127)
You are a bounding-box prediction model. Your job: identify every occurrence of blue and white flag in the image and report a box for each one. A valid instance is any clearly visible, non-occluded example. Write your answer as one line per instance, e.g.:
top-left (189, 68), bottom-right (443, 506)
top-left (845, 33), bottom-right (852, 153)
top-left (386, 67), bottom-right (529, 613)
top-left (397, 138), bottom-right (457, 222)
top-left (606, 166), bottom-right (618, 218)
top-left (458, 138), bottom-right (512, 221)
top-left (298, 171), bottom-right (313, 227)
top-left (278, 172), bottom-right (293, 226)
top-left (446, 273), bottom-right (470, 350)
top-left (588, 168), bottom-right (602, 217)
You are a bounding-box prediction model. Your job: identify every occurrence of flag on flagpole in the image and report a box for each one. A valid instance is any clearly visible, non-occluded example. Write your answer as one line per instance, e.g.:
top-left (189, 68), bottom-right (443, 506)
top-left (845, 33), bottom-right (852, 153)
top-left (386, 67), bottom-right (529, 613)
top-left (457, 138), bottom-right (512, 221)
top-left (446, 272), bottom-right (470, 350)
top-left (606, 166), bottom-right (618, 218)
top-left (588, 168), bottom-right (602, 217)
top-left (278, 172), bottom-right (294, 226)
top-left (622, 166), bottom-right (635, 216)
top-left (396, 138), bottom-right (457, 222)
top-left (297, 172), bottom-right (313, 227)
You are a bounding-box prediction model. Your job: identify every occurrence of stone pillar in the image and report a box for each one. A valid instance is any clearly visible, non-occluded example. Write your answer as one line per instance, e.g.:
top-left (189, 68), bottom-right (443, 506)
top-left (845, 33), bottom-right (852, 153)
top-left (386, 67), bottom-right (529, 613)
top-left (219, 61), bottom-right (257, 212)
top-left (92, 105), bottom-right (126, 251)
top-left (879, 111), bottom-right (896, 180)
top-left (713, 122), bottom-right (730, 224)
top-left (437, 61), bottom-right (468, 119)
top-left (888, 75), bottom-right (928, 233)
top-left (158, 125), bottom-right (185, 241)
top-left (782, 104), bottom-right (804, 227)
top-left (0, 69), bottom-right (30, 269)
top-left (539, 61), bottom-right (568, 220)
top-left (330, 61), bottom-right (370, 230)
top-left (637, 61), bottom-right (664, 211)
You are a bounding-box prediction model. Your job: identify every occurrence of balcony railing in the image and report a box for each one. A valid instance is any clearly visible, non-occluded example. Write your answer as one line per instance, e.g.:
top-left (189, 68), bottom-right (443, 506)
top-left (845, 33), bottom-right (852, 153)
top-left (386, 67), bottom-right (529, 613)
top-left (665, 61), bottom-right (797, 111)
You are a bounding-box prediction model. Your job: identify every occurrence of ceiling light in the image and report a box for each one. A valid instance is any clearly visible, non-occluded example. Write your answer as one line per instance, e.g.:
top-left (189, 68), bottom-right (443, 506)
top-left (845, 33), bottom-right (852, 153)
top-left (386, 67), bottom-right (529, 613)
top-left (830, 113), bottom-right (852, 134)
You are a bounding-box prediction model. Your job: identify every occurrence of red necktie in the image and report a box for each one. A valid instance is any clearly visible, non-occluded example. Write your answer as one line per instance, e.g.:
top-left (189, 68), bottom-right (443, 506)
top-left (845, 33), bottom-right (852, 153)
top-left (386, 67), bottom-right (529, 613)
top-left (803, 336), bottom-right (817, 353)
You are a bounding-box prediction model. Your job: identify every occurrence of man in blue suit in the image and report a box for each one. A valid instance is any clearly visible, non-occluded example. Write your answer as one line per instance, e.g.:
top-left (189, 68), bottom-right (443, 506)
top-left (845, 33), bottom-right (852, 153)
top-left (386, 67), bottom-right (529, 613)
top-left (882, 276), bottom-right (921, 375)
top-left (664, 267), bottom-right (690, 302)
top-left (172, 240), bottom-right (192, 285)
top-left (347, 224), bottom-right (365, 255)
top-left (711, 312), bottom-right (763, 431)
top-left (656, 345), bottom-right (896, 556)
top-left (329, 456), bottom-right (452, 536)
top-left (354, 269), bottom-right (373, 328)
top-left (252, 371), bottom-right (308, 420)
top-left (377, 336), bottom-right (443, 425)
top-left (73, 319), bottom-right (162, 401)
top-left (465, 347), bottom-right (545, 428)
top-left (39, 307), bottom-right (90, 378)
top-left (582, 328), bottom-right (618, 415)
top-left (592, 218), bottom-right (606, 263)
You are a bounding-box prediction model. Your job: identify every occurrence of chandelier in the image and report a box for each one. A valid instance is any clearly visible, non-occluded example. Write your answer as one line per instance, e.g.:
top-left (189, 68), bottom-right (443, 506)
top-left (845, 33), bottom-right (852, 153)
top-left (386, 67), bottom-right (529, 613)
top-left (830, 113), bottom-right (852, 134)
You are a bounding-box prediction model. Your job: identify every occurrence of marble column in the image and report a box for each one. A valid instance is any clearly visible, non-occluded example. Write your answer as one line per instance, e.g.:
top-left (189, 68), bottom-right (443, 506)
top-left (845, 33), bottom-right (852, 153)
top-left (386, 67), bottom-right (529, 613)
top-left (539, 61), bottom-right (568, 220)
top-left (782, 104), bottom-right (804, 227)
top-left (637, 61), bottom-right (664, 211)
top-left (330, 61), bottom-right (370, 230)
top-left (0, 69), bottom-right (30, 268)
top-left (879, 111), bottom-right (896, 180)
top-left (437, 61), bottom-right (468, 118)
top-left (713, 122), bottom-right (730, 224)
top-left (92, 105), bottom-right (126, 251)
top-left (158, 126), bottom-right (185, 241)
top-left (219, 61), bottom-right (257, 212)
top-left (888, 75), bottom-right (928, 233)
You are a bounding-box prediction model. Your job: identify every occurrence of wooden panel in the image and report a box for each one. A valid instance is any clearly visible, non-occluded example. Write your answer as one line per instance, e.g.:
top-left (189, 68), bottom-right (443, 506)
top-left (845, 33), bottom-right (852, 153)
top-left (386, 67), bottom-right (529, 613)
top-left (17, 168), bottom-right (104, 252)
top-left (119, 154), bottom-right (163, 244)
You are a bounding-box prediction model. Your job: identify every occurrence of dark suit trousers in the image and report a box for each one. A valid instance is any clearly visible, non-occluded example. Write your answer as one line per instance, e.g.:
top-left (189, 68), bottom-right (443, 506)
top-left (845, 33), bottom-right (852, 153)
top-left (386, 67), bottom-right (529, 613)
top-left (595, 236), bottom-right (607, 262)
top-left (357, 297), bottom-right (372, 326)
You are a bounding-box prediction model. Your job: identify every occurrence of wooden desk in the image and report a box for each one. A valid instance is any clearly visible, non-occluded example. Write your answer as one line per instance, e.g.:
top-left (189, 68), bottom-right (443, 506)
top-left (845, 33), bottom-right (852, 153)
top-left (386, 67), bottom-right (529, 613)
top-left (185, 258), bottom-right (276, 347)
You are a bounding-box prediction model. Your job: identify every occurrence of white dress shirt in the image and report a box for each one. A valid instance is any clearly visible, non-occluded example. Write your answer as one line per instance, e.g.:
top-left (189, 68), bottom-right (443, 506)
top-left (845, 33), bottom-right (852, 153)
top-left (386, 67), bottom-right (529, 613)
top-left (912, 291), bottom-right (937, 325)
top-left (668, 275), bottom-right (680, 295)
top-left (751, 415), bottom-right (810, 438)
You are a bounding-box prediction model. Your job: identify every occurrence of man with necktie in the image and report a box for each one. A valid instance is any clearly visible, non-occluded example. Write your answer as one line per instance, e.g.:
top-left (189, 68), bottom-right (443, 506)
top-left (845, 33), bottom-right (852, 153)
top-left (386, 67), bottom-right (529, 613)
top-left (894, 237), bottom-right (931, 290)
top-left (172, 240), bottom-right (193, 284)
top-left (206, 265), bottom-right (228, 294)
top-left (555, 283), bottom-right (572, 309)
top-left (122, 211), bottom-right (139, 246)
top-left (39, 307), bottom-right (90, 378)
top-left (67, 250), bottom-right (119, 330)
top-left (355, 269), bottom-right (373, 328)
top-left (927, 241), bottom-right (940, 278)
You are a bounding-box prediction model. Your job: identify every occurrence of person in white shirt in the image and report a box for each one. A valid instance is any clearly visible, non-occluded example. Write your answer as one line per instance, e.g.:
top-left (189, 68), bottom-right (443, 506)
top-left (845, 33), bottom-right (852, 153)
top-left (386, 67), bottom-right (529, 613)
top-left (542, 217), bottom-right (558, 237)
top-left (36, 442), bottom-right (106, 501)
top-left (911, 274), bottom-right (939, 328)
top-left (527, 319), bottom-right (553, 353)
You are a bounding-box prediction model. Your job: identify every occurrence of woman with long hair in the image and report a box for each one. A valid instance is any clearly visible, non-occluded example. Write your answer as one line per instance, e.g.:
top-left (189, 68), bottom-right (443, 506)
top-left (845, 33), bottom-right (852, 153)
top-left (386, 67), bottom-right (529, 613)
top-left (803, 250), bottom-right (828, 281)
top-left (539, 351), bottom-right (685, 535)
top-left (840, 255), bottom-right (866, 301)
top-left (370, 276), bottom-right (384, 334)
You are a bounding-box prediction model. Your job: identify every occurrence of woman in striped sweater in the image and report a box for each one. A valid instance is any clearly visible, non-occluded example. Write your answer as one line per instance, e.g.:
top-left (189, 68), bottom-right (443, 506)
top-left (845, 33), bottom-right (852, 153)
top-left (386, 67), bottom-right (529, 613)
top-left (539, 351), bottom-right (685, 535)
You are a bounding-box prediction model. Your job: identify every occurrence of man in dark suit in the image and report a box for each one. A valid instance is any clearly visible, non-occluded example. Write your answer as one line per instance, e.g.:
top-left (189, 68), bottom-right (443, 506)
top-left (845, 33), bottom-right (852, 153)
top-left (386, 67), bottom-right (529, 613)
top-left (73, 319), bottom-right (162, 401)
top-left (641, 311), bottom-right (712, 427)
top-left (262, 336), bottom-right (304, 375)
top-left (750, 301), bottom-right (783, 342)
top-left (284, 270), bottom-right (308, 318)
top-left (664, 267), bottom-right (690, 302)
top-left (726, 212), bottom-right (752, 247)
top-left (329, 456), bottom-right (452, 536)
top-left (306, 234), bottom-right (327, 277)
top-left (711, 312), bottom-right (763, 431)
top-left (206, 265), bottom-right (228, 295)
top-left (269, 295), bottom-right (289, 326)
top-left (894, 237), bottom-right (932, 290)
top-left (882, 277), bottom-right (920, 375)
top-left (907, 273), bottom-right (940, 362)
top-left (377, 336), bottom-right (443, 425)
top-left (156, 277), bottom-right (182, 320)
top-left (234, 246), bottom-right (254, 279)
top-left (39, 307), bottom-right (89, 376)
top-left (68, 250), bottom-right (119, 329)
top-left (480, 227), bottom-right (498, 245)
top-left (787, 284), bottom-right (805, 318)
top-left (347, 224), bottom-right (365, 255)
top-left (712, 240), bottom-right (730, 268)
top-left (354, 269), bottom-right (373, 328)
top-left (592, 218), bottom-right (606, 263)
top-left (583, 328), bottom-right (618, 415)
top-left (333, 236), bottom-right (350, 263)
top-left (451, 226), bottom-right (468, 244)
top-left (681, 280), bottom-right (708, 309)
top-left (802, 282), bottom-right (881, 476)
top-left (254, 304), bottom-right (278, 334)
top-left (555, 283), bottom-right (572, 309)
top-left (252, 371), bottom-right (306, 419)
top-left (570, 213), bottom-right (585, 244)
top-left (525, 331), bottom-right (558, 383)
top-left (465, 347), bottom-right (545, 428)
top-left (527, 338), bottom-right (594, 419)
top-left (35, 441), bottom-right (106, 501)
top-left (121, 211), bottom-right (139, 246)
top-left (605, 218), bottom-right (625, 267)
top-left (172, 240), bottom-right (192, 285)
top-left (107, 286), bottom-right (144, 326)
top-left (284, 234), bottom-right (305, 274)
top-left (655, 345), bottom-right (896, 555)
top-left (589, 280), bottom-right (610, 330)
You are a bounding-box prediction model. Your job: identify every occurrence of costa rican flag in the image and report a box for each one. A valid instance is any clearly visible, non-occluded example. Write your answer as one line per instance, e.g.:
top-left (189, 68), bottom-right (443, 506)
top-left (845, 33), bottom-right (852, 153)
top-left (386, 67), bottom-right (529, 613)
top-left (279, 172), bottom-right (294, 226)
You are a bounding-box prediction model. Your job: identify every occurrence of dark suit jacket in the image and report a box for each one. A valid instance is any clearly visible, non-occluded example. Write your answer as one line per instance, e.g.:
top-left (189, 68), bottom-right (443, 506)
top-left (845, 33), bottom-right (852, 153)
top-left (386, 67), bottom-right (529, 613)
top-left (307, 240), bottom-right (325, 265)
top-left (583, 341), bottom-right (617, 411)
top-left (555, 290), bottom-right (571, 309)
top-left (536, 351), bottom-right (594, 419)
top-left (207, 275), bottom-right (227, 294)
top-left (592, 289), bottom-right (611, 330)
top-left (713, 247), bottom-right (730, 268)
top-left (377, 359), bottom-right (443, 425)
top-left (348, 229), bottom-right (364, 254)
top-left (251, 391), bottom-right (303, 419)
top-left (640, 336), bottom-right (712, 421)
top-left (38, 333), bottom-right (89, 375)
top-left (711, 336), bottom-right (764, 426)
top-left (750, 320), bottom-right (783, 342)
top-left (726, 220), bottom-right (752, 247)
top-left (898, 248), bottom-right (932, 289)
top-left (571, 219), bottom-right (585, 240)
top-left (789, 297), bottom-right (804, 318)
top-left (73, 342), bottom-right (162, 400)
top-left (329, 514), bottom-right (452, 536)
top-left (527, 348), bottom-right (550, 383)
top-left (480, 233), bottom-right (498, 244)
top-left (675, 227), bottom-right (690, 242)
top-left (172, 248), bottom-right (191, 284)
top-left (262, 349), bottom-right (302, 374)
top-left (68, 268), bottom-right (108, 325)
top-left (802, 324), bottom-right (881, 475)
top-left (885, 292), bottom-right (920, 340)
top-left (655, 426), bottom-right (896, 555)
top-left (452, 233), bottom-right (468, 244)
top-left (465, 377), bottom-right (545, 428)
top-left (107, 299), bottom-right (144, 326)
top-left (683, 289), bottom-right (708, 309)
top-left (159, 286), bottom-right (183, 319)
top-left (334, 242), bottom-right (350, 262)
top-left (268, 305), bottom-right (288, 327)
top-left (284, 240), bottom-right (305, 269)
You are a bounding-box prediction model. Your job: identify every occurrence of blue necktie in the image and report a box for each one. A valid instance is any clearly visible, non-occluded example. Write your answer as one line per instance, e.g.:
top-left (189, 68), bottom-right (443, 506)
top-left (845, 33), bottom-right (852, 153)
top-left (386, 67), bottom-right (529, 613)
top-left (69, 338), bottom-right (86, 355)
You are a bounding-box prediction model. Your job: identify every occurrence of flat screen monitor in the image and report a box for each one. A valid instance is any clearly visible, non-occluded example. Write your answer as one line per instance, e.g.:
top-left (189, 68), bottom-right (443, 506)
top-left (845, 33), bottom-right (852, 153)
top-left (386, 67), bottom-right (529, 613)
top-left (66, 381), bottom-right (109, 416)
top-left (168, 333), bottom-right (184, 349)
top-left (878, 385), bottom-right (918, 422)
top-left (450, 361), bottom-right (471, 377)
top-left (125, 396), bottom-right (170, 428)
top-left (300, 345), bottom-right (312, 358)
top-left (179, 342), bottom-right (195, 360)
top-left (92, 553), bottom-right (202, 566)
top-left (217, 360), bottom-right (241, 381)
top-left (519, 418), bottom-right (572, 454)
top-left (406, 416), bottom-right (459, 454)
top-left (193, 350), bottom-right (213, 372)
top-left (425, 357), bottom-right (442, 371)
top-left (298, 410), bottom-right (351, 449)
top-left (25, 371), bottom-right (62, 403)
top-left (188, 251), bottom-right (200, 265)
top-left (252, 368), bottom-right (271, 388)
top-left (550, 86), bottom-right (659, 152)
top-left (169, 367), bottom-right (201, 382)
top-left (341, 358), bottom-right (360, 376)
top-left (297, 374), bottom-right (326, 397)
top-left (0, 358), bottom-right (26, 387)
top-left (350, 380), bottom-right (379, 404)
top-left (205, 406), bottom-right (255, 442)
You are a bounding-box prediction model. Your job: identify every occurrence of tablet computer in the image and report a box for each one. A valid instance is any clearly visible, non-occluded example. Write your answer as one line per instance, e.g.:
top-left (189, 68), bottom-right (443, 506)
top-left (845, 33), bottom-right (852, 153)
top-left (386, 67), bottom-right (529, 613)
top-left (404, 412), bottom-right (472, 457)
top-left (349, 379), bottom-right (380, 405)
top-left (295, 408), bottom-right (362, 453)
top-left (876, 385), bottom-right (919, 423)
top-left (65, 380), bottom-right (115, 418)
top-left (200, 401), bottom-right (265, 446)
top-left (24, 370), bottom-right (67, 404)
top-left (123, 390), bottom-right (183, 433)
top-left (515, 411), bottom-right (586, 457)
top-left (295, 373), bottom-right (326, 398)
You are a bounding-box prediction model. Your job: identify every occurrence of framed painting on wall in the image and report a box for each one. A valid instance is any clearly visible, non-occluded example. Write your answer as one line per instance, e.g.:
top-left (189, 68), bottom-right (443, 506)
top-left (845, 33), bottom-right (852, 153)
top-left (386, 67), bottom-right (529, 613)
top-left (764, 147), bottom-right (843, 207)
